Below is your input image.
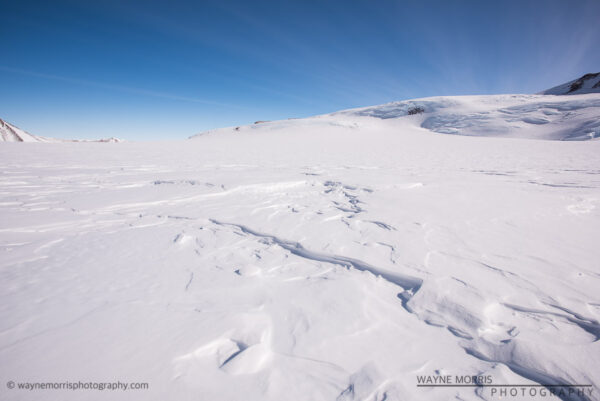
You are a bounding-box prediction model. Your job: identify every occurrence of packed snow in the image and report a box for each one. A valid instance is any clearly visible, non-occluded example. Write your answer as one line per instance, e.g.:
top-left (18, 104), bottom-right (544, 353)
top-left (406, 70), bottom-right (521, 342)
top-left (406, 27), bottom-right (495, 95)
top-left (1, 92), bottom-right (600, 401)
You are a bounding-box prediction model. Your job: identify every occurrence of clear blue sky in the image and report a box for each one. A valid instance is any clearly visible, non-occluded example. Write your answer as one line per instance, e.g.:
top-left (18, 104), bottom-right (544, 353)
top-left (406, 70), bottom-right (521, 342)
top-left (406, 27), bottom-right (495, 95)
top-left (1, 0), bottom-right (599, 140)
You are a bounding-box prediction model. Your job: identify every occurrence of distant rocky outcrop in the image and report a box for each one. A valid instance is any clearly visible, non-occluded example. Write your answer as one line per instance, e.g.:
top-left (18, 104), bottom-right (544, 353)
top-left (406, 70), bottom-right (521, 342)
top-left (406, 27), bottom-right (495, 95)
top-left (541, 72), bottom-right (600, 95)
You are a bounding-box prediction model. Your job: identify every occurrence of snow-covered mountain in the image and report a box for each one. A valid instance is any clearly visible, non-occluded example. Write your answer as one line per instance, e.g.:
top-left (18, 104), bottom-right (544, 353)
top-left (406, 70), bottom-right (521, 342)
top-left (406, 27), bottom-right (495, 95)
top-left (192, 93), bottom-right (600, 141)
top-left (0, 118), bottom-right (57, 142)
top-left (0, 118), bottom-right (123, 143)
top-left (541, 72), bottom-right (600, 95)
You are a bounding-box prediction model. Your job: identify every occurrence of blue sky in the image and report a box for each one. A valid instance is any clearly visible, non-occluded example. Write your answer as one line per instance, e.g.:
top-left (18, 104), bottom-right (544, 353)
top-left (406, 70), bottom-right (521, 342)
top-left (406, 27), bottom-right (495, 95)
top-left (1, 0), bottom-right (599, 140)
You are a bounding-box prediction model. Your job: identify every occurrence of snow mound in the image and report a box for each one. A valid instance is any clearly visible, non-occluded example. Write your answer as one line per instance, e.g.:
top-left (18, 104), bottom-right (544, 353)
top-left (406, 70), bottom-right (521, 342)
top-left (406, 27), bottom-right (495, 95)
top-left (541, 72), bottom-right (600, 95)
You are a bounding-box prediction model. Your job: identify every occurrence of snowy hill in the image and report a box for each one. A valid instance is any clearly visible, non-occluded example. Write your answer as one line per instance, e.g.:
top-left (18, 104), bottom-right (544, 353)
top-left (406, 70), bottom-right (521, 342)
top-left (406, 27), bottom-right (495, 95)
top-left (191, 93), bottom-right (600, 141)
top-left (0, 118), bottom-right (123, 143)
top-left (541, 72), bottom-right (600, 95)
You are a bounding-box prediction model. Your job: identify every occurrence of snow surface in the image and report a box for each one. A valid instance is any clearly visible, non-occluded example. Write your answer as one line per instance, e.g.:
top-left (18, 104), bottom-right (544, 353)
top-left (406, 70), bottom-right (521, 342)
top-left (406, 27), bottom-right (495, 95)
top-left (1, 94), bottom-right (600, 401)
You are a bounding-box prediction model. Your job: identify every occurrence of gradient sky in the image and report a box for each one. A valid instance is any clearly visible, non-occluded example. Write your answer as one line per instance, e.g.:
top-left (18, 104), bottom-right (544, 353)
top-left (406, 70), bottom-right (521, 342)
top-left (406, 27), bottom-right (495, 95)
top-left (1, 0), bottom-right (599, 140)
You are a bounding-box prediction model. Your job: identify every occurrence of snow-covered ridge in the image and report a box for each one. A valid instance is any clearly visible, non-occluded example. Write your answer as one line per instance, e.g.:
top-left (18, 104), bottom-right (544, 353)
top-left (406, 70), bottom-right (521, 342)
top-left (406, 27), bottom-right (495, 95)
top-left (191, 93), bottom-right (600, 141)
top-left (541, 72), bottom-right (600, 95)
top-left (0, 118), bottom-right (123, 143)
top-left (0, 118), bottom-right (57, 142)
top-left (72, 137), bottom-right (123, 143)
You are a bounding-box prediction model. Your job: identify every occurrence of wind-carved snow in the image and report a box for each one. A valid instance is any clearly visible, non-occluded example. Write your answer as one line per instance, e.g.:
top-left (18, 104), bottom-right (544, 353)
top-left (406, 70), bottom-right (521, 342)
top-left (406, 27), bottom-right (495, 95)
top-left (2, 91), bottom-right (600, 400)
top-left (209, 219), bottom-right (423, 293)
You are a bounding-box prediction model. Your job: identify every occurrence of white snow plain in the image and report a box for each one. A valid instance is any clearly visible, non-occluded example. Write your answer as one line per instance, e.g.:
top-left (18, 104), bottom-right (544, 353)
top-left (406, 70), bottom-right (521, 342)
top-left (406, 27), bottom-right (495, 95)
top-left (1, 94), bottom-right (600, 401)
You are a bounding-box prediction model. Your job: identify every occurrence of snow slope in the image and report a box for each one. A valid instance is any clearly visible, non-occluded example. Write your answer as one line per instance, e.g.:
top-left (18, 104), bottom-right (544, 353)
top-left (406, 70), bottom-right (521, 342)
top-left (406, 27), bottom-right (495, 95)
top-left (541, 73), bottom-right (600, 95)
top-left (192, 94), bottom-right (600, 141)
top-left (1, 112), bottom-right (599, 400)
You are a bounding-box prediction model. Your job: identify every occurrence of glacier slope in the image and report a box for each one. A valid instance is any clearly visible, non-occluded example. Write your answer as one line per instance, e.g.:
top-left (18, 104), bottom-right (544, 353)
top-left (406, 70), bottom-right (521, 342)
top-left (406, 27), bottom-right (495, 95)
top-left (193, 94), bottom-right (600, 141)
